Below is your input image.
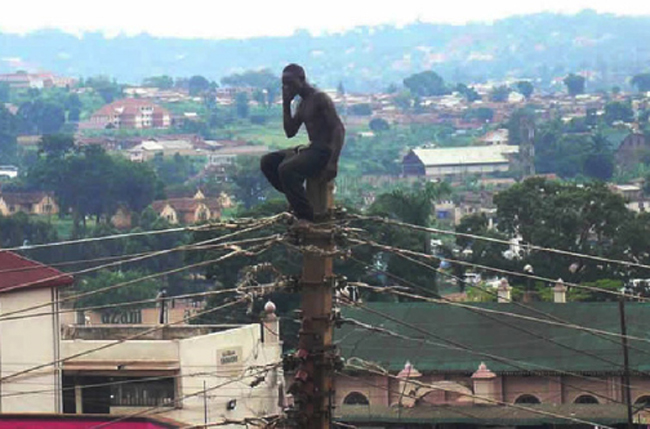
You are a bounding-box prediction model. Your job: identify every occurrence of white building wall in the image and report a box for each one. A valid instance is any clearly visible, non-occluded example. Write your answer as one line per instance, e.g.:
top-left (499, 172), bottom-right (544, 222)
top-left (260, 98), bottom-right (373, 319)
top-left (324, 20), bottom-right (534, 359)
top-left (176, 324), bottom-right (282, 427)
top-left (0, 287), bottom-right (60, 413)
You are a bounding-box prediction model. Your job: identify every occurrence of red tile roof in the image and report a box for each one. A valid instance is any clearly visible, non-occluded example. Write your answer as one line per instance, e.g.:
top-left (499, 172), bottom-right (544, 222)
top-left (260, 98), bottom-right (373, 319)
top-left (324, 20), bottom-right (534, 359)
top-left (0, 251), bottom-right (74, 294)
top-left (92, 98), bottom-right (171, 118)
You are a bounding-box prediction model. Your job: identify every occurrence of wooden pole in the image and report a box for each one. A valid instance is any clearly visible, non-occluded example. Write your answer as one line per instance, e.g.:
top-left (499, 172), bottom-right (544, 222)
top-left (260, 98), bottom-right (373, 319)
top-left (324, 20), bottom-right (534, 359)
top-left (293, 179), bottom-right (335, 429)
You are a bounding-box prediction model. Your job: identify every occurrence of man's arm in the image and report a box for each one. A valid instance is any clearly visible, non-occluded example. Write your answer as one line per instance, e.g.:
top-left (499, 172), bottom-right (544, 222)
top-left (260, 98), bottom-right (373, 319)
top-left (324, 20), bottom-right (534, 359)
top-left (283, 92), bottom-right (302, 138)
top-left (316, 93), bottom-right (345, 181)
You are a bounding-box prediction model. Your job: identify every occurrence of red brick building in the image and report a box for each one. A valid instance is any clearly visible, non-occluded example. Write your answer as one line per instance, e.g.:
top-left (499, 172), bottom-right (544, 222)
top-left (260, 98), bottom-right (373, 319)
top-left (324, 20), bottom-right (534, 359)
top-left (88, 99), bottom-right (171, 130)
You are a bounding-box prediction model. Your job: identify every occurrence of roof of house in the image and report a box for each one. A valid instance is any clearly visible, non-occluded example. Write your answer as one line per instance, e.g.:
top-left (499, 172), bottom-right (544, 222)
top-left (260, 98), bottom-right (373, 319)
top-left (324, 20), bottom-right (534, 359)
top-left (407, 145), bottom-right (519, 167)
top-left (151, 198), bottom-right (220, 215)
top-left (337, 302), bottom-right (650, 374)
top-left (337, 404), bottom-right (631, 426)
top-left (0, 251), bottom-right (74, 294)
top-left (92, 98), bottom-right (171, 118)
top-left (0, 192), bottom-right (51, 206)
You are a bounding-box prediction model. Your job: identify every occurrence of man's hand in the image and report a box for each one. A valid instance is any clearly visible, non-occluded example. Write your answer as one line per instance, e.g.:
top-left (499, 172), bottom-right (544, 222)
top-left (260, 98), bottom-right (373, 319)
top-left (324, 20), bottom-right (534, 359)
top-left (283, 85), bottom-right (297, 104)
top-left (319, 164), bottom-right (337, 182)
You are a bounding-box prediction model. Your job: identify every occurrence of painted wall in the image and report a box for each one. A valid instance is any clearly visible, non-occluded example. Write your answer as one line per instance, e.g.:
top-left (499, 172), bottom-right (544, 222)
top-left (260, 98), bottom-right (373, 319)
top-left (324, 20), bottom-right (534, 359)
top-left (0, 287), bottom-right (60, 413)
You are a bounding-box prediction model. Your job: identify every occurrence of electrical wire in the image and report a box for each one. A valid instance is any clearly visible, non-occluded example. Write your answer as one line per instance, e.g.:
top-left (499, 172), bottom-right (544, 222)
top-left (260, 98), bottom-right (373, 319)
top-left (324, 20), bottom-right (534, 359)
top-left (352, 214), bottom-right (650, 273)
top-left (0, 239), bottom-right (279, 384)
top-left (1, 214), bottom-right (288, 253)
top-left (0, 234), bottom-right (280, 322)
top-left (344, 358), bottom-right (617, 429)
top-left (0, 213), bottom-right (286, 299)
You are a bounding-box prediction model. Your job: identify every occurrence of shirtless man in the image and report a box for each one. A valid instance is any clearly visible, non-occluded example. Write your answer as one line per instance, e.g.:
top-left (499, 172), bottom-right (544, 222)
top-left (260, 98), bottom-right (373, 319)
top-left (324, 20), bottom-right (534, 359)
top-left (260, 64), bottom-right (345, 222)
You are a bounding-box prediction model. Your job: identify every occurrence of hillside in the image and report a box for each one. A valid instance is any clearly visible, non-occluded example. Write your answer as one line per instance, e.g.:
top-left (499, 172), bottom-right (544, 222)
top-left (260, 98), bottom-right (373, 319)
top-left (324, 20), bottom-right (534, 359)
top-left (2, 10), bottom-right (650, 91)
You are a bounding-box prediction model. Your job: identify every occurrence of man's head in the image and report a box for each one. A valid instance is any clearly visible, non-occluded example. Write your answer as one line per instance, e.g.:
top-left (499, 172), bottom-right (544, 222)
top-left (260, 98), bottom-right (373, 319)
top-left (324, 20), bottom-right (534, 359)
top-left (282, 63), bottom-right (306, 97)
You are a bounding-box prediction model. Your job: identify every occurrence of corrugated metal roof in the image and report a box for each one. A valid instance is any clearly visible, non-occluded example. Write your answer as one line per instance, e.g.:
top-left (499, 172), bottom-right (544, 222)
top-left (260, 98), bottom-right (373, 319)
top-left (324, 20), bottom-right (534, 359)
top-left (410, 145), bottom-right (519, 167)
top-left (337, 302), bottom-right (650, 373)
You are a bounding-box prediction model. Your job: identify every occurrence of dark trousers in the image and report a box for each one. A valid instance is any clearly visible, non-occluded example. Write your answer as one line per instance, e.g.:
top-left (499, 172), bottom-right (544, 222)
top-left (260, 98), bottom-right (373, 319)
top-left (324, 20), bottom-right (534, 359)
top-left (260, 146), bottom-right (331, 221)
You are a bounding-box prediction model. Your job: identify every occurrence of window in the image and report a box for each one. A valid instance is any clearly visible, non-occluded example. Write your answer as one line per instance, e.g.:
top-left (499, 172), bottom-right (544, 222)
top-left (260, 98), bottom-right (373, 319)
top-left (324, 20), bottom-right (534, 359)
top-left (574, 395), bottom-right (599, 404)
top-left (514, 394), bottom-right (541, 404)
top-left (110, 377), bottom-right (175, 407)
top-left (343, 392), bottom-right (370, 405)
top-left (635, 396), bottom-right (650, 408)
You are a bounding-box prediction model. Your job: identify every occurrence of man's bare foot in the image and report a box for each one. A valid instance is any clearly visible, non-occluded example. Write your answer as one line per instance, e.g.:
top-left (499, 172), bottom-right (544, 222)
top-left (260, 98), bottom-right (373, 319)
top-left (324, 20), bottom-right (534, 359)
top-left (292, 218), bottom-right (313, 230)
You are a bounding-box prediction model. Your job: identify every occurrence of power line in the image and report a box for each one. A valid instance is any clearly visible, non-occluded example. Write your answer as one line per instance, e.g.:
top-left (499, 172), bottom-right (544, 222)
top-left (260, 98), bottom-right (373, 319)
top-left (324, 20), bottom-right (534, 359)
top-left (349, 236), bottom-right (650, 364)
top-left (90, 362), bottom-right (283, 429)
top-left (0, 239), bottom-right (281, 384)
top-left (2, 214), bottom-right (288, 253)
top-left (339, 313), bottom-right (633, 406)
top-left (0, 213), bottom-right (286, 298)
top-left (352, 214), bottom-right (650, 273)
top-left (0, 231), bottom-right (279, 321)
top-left (349, 235), bottom-right (650, 302)
top-left (344, 358), bottom-right (618, 429)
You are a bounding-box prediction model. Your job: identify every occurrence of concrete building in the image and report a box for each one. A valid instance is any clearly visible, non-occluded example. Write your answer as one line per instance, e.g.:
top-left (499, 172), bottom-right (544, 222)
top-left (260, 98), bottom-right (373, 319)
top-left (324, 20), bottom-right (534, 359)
top-left (335, 300), bottom-right (650, 427)
top-left (88, 99), bottom-right (171, 130)
top-left (0, 252), bottom-right (282, 426)
top-left (60, 305), bottom-right (283, 426)
top-left (0, 251), bottom-right (74, 413)
top-left (402, 145), bottom-right (519, 179)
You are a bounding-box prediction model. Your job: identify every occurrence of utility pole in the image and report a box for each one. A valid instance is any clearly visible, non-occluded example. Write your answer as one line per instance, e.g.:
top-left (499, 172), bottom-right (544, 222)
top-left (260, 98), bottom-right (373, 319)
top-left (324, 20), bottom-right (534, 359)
top-left (288, 179), bottom-right (336, 429)
top-left (619, 298), bottom-right (634, 429)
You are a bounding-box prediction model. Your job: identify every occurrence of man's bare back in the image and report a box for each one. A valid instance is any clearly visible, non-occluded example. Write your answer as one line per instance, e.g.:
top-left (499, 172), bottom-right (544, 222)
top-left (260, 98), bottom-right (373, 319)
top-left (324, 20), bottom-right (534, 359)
top-left (260, 64), bottom-right (345, 221)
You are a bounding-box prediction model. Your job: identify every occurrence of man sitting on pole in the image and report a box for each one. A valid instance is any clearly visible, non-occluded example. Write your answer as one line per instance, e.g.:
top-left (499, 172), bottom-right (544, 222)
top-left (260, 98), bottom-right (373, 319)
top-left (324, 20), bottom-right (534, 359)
top-left (260, 64), bottom-right (345, 224)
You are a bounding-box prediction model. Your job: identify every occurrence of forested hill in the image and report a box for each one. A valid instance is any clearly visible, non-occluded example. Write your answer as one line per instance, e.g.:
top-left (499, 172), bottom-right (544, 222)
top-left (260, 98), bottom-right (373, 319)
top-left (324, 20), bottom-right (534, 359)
top-left (3, 10), bottom-right (650, 91)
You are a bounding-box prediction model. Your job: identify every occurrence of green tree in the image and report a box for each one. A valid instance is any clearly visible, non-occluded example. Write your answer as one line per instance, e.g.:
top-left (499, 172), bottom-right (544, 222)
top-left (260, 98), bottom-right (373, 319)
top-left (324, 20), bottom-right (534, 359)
top-left (38, 133), bottom-right (75, 158)
top-left (17, 100), bottom-right (66, 134)
top-left (74, 270), bottom-right (160, 308)
top-left (604, 101), bottom-right (634, 124)
top-left (455, 83), bottom-right (481, 102)
top-left (85, 76), bottom-right (123, 103)
top-left (0, 82), bottom-right (9, 102)
top-left (235, 92), bottom-right (250, 118)
top-left (349, 103), bottom-right (372, 116)
top-left (583, 133), bottom-right (614, 181)
top-left (563, 73), bottom-right (586, 96)
top-left (143, 75), bottom-right (174, 89)
top-left (221, 69), bottom-right (279, 106)
top-left (489, 85), bottom-right (510, 102)
top-left (403, 71), bottom-right (449, 97)
top-left (0, 104), bottom-right (18, 162)
top-left (188, 75), bottom-right (210, 96)
top-left (0, 212), bottom-right (58, 248)
top-left (631, 73), bottom-right (650, 93)
top-left (516, 80), bottom-right (534, 99)
top-left (464, 107), bottom-right (494, 123)
top-left (495, 178), bottom-right (631, 282)
top-left (369, 118), bottom-right (390, 132)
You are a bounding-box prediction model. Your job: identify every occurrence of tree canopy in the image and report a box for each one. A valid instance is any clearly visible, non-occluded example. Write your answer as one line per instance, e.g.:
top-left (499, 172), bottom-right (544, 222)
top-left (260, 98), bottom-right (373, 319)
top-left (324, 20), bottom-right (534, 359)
top-left (403, 71), bottom-right (450, 97)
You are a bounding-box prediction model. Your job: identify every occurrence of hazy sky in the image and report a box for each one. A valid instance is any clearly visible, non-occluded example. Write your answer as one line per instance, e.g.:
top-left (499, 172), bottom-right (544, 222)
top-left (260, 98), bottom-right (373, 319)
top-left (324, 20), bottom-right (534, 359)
top-left (2, 0), bottom-right (650, 39)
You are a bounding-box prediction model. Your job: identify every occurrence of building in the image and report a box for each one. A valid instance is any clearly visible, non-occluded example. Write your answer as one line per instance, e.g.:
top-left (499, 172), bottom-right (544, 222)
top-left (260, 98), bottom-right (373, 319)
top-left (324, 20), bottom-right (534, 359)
top-left (204, 141), bottom-right (269, 177)
top-left (614, 133), bottom-right (649, 168)
top-left (0, 252), bottom-right (282, 426)
top-left (0, 251), bottom-right (74, 413)
top-left (0, 72), bottom-right (76, 89)
top-left (151, 190), bottom-right (221, 224)
top-left (88, 99), bottom-right (171, 130)
top-left (402, 145), bottom-right (519, 179)
top-left (0, 191), bottom-right (58, 216)
top-left (480, 128), bottom-right (509, 145)
top-left (59, 304), bottom-right (283, 426)
top-left (0, 166), bottom-right (18, 179)
top-left (334, 298), bottom-right (650, 428)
